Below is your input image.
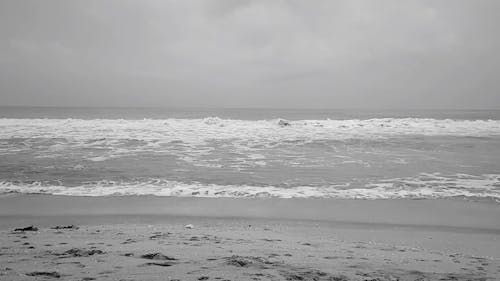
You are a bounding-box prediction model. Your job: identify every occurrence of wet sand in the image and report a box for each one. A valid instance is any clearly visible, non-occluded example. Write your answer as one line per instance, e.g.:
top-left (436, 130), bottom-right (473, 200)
top-left (1, 195), bottom-right (499, 280)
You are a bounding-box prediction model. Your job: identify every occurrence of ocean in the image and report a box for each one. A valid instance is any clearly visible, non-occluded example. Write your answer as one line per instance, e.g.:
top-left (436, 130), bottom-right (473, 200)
top-left (1, 106), bottom-right (499, 201)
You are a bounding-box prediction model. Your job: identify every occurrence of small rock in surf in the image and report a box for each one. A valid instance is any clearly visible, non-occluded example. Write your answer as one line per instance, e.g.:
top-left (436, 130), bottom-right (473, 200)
top-left (277, 119), bottom-right (291, 127)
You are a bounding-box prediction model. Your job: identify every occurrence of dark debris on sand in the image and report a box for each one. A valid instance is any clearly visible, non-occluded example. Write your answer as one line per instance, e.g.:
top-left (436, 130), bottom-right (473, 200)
top-left (281, 270), bottom-right (350, 281)
top-left (51, 225), bottom-right (79, 230)
top-left (149, 232), bottom-right (171, 239)
top-left (26, 271), bottom-right (61, 278)
top-left (58, 248), bottom-right (106, 257)
top-left (140, 262), bottom-right (175, 267)
top-left (140, 252), bottom-right (177, 261)
top-left (225, 255), bottom-right (273, 268)
top-left (14, 226), bottom-right (38, 232)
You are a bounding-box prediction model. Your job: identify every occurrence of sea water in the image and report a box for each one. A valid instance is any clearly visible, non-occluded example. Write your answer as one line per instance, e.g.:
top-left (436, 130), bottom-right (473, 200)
top-left (1, 107), bottom-right (499, 200)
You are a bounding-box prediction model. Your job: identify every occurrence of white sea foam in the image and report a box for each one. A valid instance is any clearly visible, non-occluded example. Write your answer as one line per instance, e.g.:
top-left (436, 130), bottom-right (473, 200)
top-left (1, 118), bottom-right (499, 201)
top-left (1, 118), bottom-right (499, 145)
top-left (1, 173), bottom-right (498, 200)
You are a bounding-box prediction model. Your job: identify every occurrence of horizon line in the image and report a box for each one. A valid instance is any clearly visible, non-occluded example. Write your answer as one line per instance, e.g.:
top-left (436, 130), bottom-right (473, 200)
top-left (1, 105), bottom-right (500, 111)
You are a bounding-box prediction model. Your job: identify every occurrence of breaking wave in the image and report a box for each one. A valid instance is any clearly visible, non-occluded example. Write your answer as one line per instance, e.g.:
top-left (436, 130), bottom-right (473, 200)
top-left (1, 173), bottom-right (499, 201)
top-left (1, 117), bottom-right (500, 144)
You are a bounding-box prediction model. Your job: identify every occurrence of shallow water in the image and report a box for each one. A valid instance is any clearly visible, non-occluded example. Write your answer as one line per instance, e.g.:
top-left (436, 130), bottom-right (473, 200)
top-left (1, 107), bottom-right (499, 200)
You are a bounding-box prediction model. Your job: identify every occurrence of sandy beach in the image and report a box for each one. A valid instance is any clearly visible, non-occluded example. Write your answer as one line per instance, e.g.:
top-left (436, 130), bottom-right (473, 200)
top-left (3, 0), bottom-right (500, 279)
top-left (1, 195), bottom-right (499, 280)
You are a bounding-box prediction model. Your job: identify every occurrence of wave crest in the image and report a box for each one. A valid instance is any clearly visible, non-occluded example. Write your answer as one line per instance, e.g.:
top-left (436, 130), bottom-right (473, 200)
top-left (1, 118), bottom-right (500, 144)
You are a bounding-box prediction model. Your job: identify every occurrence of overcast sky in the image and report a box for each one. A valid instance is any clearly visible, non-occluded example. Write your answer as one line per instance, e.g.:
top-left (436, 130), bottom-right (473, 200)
top-left (0, 0), bottom-right (499, 109)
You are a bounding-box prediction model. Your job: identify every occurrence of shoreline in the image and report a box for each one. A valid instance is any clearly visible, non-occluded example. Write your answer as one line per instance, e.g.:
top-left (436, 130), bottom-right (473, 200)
top-left (1, 194), bottom-right (499, 230)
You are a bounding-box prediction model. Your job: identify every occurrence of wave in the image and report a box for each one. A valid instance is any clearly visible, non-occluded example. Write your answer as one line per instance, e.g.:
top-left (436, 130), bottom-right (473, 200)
top-left (1, 118), bottom-right (500, 144)
top-left (1, 173), bottom-right (499, 201)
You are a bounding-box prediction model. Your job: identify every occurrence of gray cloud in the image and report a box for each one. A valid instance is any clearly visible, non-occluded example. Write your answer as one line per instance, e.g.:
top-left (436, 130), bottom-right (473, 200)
top-left (1, 0), bottom-right (499, 108)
